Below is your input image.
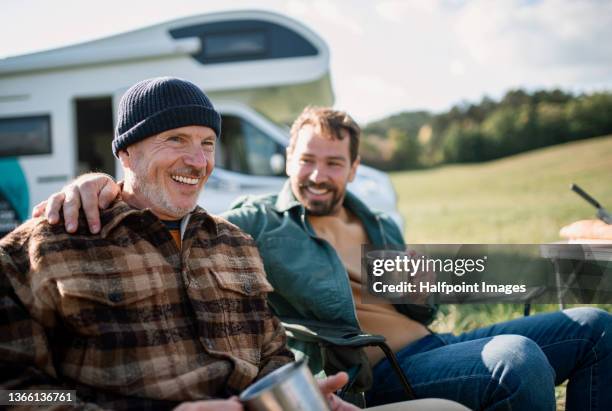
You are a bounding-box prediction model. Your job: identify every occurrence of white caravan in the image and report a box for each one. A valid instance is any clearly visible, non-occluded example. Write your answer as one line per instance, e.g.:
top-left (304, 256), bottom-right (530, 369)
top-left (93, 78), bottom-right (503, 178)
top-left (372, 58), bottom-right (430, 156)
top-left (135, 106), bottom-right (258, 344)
top-left (0, 10), bottom-right (401, 236)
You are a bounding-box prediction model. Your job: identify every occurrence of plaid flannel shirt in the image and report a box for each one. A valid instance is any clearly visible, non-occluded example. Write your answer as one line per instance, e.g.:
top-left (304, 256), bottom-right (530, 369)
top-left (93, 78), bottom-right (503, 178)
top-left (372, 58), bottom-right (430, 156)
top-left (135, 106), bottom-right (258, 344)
top-left (0, 201), bottom-right (293, 410)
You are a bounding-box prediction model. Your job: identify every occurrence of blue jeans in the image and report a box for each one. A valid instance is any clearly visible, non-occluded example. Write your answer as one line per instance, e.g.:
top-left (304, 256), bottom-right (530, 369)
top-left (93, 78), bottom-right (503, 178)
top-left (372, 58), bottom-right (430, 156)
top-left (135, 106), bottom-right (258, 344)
top-left (366, 307), bottom-right (612, 410)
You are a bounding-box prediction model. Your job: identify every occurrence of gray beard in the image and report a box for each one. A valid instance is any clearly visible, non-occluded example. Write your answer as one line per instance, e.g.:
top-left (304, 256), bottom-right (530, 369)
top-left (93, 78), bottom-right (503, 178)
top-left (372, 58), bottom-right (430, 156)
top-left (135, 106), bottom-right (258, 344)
top-left (128, 170), bottom-right (196, 219)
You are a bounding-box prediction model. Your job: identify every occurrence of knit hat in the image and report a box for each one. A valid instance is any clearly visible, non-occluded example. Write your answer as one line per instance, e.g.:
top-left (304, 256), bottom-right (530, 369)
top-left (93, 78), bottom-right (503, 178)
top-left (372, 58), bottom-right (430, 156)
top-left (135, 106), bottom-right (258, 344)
top-left (112, 77), bottom-right (221, 157)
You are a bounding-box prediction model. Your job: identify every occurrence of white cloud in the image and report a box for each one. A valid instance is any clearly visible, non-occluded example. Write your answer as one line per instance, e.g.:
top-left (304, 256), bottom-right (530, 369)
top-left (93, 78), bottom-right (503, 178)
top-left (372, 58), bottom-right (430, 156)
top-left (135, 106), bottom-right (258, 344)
top-left (455, 0), bottom-right (612, 69)
top-left (375, 0), bottom-right (438, 22)
top-left (348, 74), bottom-right (408, 98)
top-left (2, 0), bottom-right (612, 123)
top-left (291, 0), bottom-right (365, 36)
top-left (335, 74), bottom-right (414, 121)
top-left (450, 59), bottom-right (466, 76)
top-left (286, 0), bottom-right (309, 15)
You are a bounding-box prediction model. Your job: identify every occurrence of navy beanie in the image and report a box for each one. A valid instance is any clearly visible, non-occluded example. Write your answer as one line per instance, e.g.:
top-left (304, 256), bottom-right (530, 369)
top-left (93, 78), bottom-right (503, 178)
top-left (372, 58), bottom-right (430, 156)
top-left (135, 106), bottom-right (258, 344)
top-left (112, 77), bottom-right (221, 157)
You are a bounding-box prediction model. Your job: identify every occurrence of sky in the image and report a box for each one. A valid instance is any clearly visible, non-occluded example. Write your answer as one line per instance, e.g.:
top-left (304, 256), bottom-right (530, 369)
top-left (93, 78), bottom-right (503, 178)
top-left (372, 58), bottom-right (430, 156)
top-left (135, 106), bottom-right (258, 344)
top-left (2, 0), bottom-right (612, 123)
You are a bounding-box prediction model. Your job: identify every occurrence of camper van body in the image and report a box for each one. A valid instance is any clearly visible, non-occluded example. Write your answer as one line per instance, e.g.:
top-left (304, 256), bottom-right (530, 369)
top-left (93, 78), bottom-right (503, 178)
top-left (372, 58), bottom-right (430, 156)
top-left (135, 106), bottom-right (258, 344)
top-left (0, 10), bottom-right (402, 235)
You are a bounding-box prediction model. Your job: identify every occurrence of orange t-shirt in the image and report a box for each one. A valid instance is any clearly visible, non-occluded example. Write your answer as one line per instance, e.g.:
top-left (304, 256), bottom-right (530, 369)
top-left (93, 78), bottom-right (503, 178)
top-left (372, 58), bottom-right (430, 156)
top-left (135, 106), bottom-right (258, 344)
top-left (308, 209), bottom-right (429, 365)
top-left (162, 219), bottom-right (182, 248)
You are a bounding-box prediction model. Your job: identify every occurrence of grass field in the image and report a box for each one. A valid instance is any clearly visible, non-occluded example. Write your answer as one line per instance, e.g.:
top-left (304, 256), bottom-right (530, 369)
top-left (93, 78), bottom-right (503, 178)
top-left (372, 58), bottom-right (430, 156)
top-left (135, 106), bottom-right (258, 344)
top-left (390, 135), bottom-right (612, 244)
top-left (389, 136), bottom-right (612, 408)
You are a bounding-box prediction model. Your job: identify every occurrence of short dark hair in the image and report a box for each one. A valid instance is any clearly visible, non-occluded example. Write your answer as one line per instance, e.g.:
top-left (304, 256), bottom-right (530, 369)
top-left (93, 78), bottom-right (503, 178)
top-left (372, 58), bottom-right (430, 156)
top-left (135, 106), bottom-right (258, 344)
top-left (288, 106), bottom-right (360, 163)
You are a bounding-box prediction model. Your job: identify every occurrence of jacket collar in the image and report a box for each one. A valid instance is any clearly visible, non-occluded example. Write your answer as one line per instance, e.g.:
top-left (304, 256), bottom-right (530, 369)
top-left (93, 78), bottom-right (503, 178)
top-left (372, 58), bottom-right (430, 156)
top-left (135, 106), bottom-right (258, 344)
top-left (274, 180), bottom-right (303, 212)
top-left (99, 199), bottom-right (213, 239)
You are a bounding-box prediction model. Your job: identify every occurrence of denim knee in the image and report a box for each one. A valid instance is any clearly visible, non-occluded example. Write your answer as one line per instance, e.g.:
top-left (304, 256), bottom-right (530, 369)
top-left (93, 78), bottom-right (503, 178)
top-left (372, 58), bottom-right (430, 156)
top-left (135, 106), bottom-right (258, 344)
top-left (482, 335), bottom-right (556, 410)
top-left (563, 307), bottom-right (612, 337)
top-left (564, 307), bottom-right (612, 356)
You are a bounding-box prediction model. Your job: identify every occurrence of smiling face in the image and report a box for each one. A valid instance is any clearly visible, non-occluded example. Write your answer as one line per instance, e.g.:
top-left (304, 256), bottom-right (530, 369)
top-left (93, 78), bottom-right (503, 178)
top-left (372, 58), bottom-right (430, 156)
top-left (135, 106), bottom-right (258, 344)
top-left (286, 124), bottom-right (359, 216)
top-left (119, 125), bottom-right (216, 220)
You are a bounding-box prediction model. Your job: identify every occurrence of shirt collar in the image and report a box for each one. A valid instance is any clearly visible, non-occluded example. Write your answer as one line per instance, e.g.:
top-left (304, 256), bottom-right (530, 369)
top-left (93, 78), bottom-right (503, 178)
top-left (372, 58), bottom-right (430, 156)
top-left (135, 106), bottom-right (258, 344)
top-left (99, 199), bottom-right (214, 239)
top-left (273, 180), bottom-right (303, 212)
top-left (273, 179), bottom-right (373, 218)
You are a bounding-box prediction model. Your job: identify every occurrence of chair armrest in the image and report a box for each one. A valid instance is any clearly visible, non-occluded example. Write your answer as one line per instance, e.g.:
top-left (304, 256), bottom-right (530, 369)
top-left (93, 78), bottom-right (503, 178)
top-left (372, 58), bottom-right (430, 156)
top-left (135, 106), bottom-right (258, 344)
top-left (281, 317), bottom-right (386, 347)
top-left (281, 317), bottom-right (416, 400)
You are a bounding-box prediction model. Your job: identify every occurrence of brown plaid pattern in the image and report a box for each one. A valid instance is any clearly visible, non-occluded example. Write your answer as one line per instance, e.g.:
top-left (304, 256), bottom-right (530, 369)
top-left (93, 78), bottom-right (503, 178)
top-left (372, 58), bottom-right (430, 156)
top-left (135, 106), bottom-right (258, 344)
top-left (0, 201), bottom-right (293, 410)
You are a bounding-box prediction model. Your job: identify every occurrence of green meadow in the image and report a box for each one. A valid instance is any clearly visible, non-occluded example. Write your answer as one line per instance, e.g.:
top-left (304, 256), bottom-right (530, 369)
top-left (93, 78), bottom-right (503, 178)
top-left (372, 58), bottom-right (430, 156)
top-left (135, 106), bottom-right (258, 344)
top-left (391, 135), bottom-right (612, 244)
top-left (390, 136), bottom-right (612, 407)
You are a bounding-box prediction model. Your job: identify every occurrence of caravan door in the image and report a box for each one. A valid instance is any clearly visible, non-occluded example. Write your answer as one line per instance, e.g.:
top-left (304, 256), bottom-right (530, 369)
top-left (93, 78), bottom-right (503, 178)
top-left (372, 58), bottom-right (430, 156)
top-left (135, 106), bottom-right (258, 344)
top-left (0, 92), bottom-right (74, 235)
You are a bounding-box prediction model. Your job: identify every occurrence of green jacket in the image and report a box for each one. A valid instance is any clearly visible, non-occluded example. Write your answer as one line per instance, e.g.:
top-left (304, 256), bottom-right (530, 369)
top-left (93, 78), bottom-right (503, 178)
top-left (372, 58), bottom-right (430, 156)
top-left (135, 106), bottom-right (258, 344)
top-left (222, 181), bottom-right (437, 373)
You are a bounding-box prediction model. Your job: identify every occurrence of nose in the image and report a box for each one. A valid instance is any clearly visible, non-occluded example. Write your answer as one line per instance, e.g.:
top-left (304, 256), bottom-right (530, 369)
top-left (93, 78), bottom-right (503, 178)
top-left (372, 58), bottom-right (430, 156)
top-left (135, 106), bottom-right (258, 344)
top-left (308, 166), bottom-right (327, 184)
top-left (184, 146), bottom-right (208, 170)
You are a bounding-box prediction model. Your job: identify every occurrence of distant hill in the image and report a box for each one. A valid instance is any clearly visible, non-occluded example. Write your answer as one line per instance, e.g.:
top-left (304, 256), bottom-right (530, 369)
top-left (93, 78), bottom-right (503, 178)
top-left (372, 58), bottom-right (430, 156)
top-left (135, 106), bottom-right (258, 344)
top-left (390, 134), bottom-right (612, 243)
top-left (362, 89), bottom-right (612, 169)
top-left (363, 111), bottom-right (431, 139)
top-left (361, 111), bottom-right (432, 170)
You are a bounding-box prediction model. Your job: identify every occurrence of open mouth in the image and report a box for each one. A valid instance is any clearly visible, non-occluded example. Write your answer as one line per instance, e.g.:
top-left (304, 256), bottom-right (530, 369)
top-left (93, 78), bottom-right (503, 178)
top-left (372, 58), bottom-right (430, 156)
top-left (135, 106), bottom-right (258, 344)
top-left (171, 175), bottom-right (200, 186)
top-left (305, 186), bottom-right (330, 196)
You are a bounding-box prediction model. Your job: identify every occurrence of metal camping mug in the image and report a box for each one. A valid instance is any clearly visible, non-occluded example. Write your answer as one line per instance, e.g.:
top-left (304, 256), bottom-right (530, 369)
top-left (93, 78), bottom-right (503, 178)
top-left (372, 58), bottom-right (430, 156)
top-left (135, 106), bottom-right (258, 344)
top-left (239, 359), bottom-right (331, 411)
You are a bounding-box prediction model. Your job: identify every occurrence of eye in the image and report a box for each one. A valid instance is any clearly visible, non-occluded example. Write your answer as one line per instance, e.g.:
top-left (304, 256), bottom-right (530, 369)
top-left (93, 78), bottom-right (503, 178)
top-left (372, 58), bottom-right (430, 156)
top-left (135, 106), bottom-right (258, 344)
top-left (202, 139), bottom-right (215, 151)
top-left (166, 135), bottom-right (181, 143)
top-left (299, 158), bottom-right (314, 164)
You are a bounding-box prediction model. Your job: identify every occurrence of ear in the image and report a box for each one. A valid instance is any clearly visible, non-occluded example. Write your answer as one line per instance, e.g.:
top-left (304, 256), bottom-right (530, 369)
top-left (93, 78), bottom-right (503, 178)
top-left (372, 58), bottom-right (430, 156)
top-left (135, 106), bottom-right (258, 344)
top-left (118, 149), bottom-right (131, 169)
top-left (348, 155), bottom-right (360, 183)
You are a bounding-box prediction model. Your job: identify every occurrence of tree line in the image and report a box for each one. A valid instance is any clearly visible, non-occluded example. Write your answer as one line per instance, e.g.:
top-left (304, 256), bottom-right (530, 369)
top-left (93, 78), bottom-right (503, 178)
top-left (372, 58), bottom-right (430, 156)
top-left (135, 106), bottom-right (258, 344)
top-left (361, 89), bottom-right (612, 170)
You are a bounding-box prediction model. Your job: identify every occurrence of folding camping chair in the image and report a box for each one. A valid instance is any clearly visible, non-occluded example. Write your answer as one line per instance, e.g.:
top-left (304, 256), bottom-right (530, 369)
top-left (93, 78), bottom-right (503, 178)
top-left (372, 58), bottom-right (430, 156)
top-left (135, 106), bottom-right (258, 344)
top-left (281, 317), bottom-right (415, 407)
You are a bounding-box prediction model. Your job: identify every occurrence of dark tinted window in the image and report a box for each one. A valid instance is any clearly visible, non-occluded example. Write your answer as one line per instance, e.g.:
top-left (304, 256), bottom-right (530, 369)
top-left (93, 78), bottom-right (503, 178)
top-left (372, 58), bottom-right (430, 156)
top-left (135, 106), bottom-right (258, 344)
top-left (216, 115), bottom-right (284, 176)
top-left (0, 115), bottom-right (51, 157)
top-left (203, 31), bottom-right (266, 59)
top-left (170, 19), bottom-right (317, 65)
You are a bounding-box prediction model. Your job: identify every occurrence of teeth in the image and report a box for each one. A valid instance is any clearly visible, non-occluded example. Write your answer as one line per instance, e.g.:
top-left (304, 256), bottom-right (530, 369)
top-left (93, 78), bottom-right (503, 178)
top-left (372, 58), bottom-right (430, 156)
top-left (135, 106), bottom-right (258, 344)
top-left (307, 187), bottom-right (329, 195)
top-left (171, 175), bottom-right (199, 185)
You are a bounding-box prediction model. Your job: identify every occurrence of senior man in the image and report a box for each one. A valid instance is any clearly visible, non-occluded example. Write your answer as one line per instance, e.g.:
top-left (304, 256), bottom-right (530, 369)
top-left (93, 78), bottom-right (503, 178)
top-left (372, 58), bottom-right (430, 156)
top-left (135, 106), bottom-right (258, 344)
top-left (1, 77), bottom-right (370, 411)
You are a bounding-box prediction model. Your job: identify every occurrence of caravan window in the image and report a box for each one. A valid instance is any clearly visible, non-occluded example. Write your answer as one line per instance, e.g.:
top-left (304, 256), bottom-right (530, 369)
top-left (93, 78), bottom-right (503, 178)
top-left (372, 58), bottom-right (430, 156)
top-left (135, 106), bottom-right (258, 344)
top-left (203, 31), bottom-right (266, 59)
top-left (0, 115), bottom-right (51, 157)
top-left (216, 115), bottom-right (284, 176)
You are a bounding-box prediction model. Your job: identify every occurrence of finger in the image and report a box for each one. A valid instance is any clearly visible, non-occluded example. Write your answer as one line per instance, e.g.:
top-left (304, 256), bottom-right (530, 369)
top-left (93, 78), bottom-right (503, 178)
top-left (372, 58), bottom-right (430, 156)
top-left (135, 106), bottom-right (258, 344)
top-left (79, 181), bottom-right (103, 234)
top-left (228, 401), bottom-right (243, 411)
top-left (98, 179), bottom-right (121, 209)
top-left (32, 201), bottom-right (48, 218)
top-left (327, 393), bottom-right (339, 411)
top-left (226, 397), bottom-right (245, 410)
top-left (328, 393), bottom-right (359, 411)
top-left (44, 193), bottom-right (66, 225)
top-left (189, 400), bottom-right (243, 411)
top-left (62, 186), bottom-right (82, 233)
top-left (317, 372), bottom-right (349, 396)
